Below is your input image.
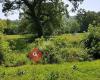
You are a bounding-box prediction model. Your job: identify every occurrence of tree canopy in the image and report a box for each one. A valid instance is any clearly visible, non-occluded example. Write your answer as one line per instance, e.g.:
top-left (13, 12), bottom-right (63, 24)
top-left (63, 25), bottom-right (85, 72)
top-left (1, 0), bottom-right (84, 37)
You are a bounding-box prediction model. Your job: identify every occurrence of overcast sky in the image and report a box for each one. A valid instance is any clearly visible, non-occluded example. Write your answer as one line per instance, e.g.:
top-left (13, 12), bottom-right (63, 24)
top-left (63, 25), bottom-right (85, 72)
top-left (0, 0), bottom-right (100, 20)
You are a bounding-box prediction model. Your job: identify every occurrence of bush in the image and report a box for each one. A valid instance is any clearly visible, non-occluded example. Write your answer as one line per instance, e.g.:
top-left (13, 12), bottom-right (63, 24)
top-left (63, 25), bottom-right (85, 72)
top-left (84, 24), bottom-right (100, 59)
top-left (0, 38), bottom-right (30, 66)
top-left (8, 39), bottom-right (27, 52)
top-left (0, 38), bottom-right (11, 65)
top-left (59, 48), bottom-right (89, 62)
top-left (0, 33), bottom-right (89, 65)
top-left (27, 34), bottom-right (89, 64)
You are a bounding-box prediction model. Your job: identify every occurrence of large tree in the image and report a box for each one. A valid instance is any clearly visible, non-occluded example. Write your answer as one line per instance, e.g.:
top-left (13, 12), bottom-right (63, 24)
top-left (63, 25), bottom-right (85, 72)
top-left (1, 0), bottom-right (83, 37)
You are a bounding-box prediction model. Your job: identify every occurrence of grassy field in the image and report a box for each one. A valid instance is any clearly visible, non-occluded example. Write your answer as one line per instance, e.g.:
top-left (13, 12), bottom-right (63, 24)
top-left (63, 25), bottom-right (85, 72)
top-left (0, 60), bottom-right (100, 80)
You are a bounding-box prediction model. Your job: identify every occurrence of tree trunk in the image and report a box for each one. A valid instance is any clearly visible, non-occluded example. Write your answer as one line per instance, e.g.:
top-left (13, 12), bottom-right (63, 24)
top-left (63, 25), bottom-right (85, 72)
top-left (36, 24), bottom-right (43, 38)
top-left (32, 17), bottom-right (43, 38)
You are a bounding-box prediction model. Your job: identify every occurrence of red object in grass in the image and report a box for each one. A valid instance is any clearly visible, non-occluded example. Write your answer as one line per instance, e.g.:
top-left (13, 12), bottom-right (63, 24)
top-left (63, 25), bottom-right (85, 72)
top-left (28, 48), bottom-right (42, 62)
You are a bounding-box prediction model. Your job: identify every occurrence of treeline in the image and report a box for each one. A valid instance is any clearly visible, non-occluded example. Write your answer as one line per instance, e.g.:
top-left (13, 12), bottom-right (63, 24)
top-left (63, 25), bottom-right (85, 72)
top-left (76, 9), bottom-right (100, 32)
top-left (0, 10), bottom-right (100, 36)
top-left (0, 19), bottom-right (18, 34)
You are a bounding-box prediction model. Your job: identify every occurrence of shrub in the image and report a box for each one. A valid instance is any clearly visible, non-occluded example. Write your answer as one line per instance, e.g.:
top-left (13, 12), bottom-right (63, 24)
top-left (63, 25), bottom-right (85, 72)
top-left (0, 38), bottom-right (30, 66)
top-left (27, 34), bottom-right (89, 64)
top-left (84, 24), bottom-right (100, 59)
top-left (8, 39), bottom-right (27, 51)
top-left (0, 38), bottom-right (12, 64)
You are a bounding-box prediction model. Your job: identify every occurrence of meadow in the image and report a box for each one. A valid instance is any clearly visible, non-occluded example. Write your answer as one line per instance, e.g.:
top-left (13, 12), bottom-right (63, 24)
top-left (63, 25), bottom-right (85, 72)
top-left (0, 1), bottom-right (100, 80)
top-left (0, 60), bottom-right (100, 80)
top-left (0, 33), bottom-right (100, 80)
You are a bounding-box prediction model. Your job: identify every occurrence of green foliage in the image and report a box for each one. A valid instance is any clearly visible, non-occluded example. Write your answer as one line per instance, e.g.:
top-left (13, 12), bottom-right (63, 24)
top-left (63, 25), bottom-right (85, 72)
top-left (3, 20), bottom-right (18, 35)
top-left (18, 19), bottom-right (30, 34)
top-left (0, 33), bottom-right (92, 65)
top-left (76, 9), bottom-right (100, 32)
top-left (8, 39), bottom-right (27, 51)
top-left (26, 34), bottom-right (89, 63)
top-left (63, 17), bottom-right (80, 33)
top-left (19, 1), bottom-right (66, 37)
top-left (1, 0), bottom-right (84, 37)
top-left (52, 17), bottom-right (80, 35)
top-left (0, 33), bottom-right (90, 65)
top-left (0, 34), bottom-right (36, 66)
top-left (84, 24), bottom-right (100, 59)
top-left (0, 19), bottom-right (18, 35)
top-left (0, 19), bottom-right (7, 34)
top-left (0, 38), bottom-right (11, 65)
top-left (19, 16), bottom-right (81, 36)
top-left (0, 37), bottom-right (31, 66)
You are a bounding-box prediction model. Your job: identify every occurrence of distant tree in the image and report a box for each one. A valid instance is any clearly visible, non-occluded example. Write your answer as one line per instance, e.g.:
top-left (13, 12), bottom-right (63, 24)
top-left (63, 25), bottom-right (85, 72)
top-left (76, 9), bottom-right (100, 32)
top-left (1, 19), bottom-right (18, 34)
top-left (0, 19), bottom-right (7, 34)
top-left (65, 17), bottom-right (80, 33)
top-left (52, 17), bottom-right (80, 35)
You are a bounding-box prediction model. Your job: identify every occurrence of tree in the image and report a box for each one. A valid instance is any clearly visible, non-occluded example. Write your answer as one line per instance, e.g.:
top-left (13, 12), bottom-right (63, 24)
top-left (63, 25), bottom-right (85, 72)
top-left (19, 2), bottom-right (65, 36)
top-left (3, 19), bottom-right (18, 34)
top-left (0, 19), bottom-right (7, 34)
top-left (65, 17), bottom-right (80, 33)
top-left (76, 9), bottom-right (100, 32)
top-left (1, 0), bottom-right (84, 37)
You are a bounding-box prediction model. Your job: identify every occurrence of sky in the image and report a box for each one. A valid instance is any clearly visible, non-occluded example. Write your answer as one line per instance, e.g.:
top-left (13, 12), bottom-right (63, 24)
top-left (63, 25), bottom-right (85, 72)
top-left (0, 0), bottom-right (100, 20)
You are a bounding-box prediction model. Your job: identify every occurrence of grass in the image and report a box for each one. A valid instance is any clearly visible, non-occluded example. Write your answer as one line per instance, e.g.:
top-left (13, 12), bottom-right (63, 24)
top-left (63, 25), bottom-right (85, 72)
top-left (0, 33), bottom-right (87, 40)
top-left (0, 34), bottom-right (33, 40)
top-left (0, 60), bottom-right (100, 80)
top-left (49, 33), bottom-right (88, 43)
